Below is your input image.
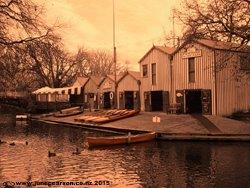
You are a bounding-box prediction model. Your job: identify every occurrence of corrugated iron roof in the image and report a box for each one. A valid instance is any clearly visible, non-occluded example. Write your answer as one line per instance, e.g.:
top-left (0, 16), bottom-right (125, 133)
top-left (138, 45), bottom-right (176, 63)
top-left (173, 39), bottom-right (250, 55)
top-left (127, 71), bottom-right (140, 80)
top-left (106, 74), bottom-right (123, 82)
top-left (89, 76), bottom-right (106, 86)
top-left (154, 46), bottom-right (176, 54)
top-left (117, 71), bottom-right (140, 84)
top-left (73, 77), bottom-right (89, 86)
top-left (197, 39), bottom-right (250, 52)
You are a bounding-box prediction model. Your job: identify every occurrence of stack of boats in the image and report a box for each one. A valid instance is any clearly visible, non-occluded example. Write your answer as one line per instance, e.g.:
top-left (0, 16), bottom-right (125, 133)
top-left (54, 106), bottom-right (83, 117)
top-left (74, 109), bottom-right (140, 124)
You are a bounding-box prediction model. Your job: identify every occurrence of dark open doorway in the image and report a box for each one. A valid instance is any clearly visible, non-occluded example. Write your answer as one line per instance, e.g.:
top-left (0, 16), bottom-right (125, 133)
top-left (103, 92), bottom-right (111, 109)
top-left (151, 91), bottom-right (163, 111)
top-left (186, 90), bottom-right (202, 114)
top-left (124, 91), bottom-right (134, 109)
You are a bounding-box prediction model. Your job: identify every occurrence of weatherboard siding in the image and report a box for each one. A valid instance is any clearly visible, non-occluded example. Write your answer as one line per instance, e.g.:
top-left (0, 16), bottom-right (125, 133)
top-left (140, 48), bottom-right (172, 111)
top-left (215, 50), bottom-right (250, 115)
top-left (99, 77), bottom-right (115, 93)
top-left (172, 43), bottom-right (217, 114)
top-left (117, 74), bottom-right (140, 109)
top-left (84, 79), bottom-right (98, 93)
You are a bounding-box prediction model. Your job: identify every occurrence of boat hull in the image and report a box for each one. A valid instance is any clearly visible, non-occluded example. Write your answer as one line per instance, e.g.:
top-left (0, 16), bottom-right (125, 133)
top-left (86, 132), bottom-right (156, 147)
top-left (54, 110), bottom-right (83, 117)
top-left (76, 110), bottom-right (140, 124)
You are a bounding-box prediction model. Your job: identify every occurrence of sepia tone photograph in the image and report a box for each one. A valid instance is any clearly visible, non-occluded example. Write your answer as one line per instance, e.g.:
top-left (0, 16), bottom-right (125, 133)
top-left (0, 0), bottom-right (250, 187)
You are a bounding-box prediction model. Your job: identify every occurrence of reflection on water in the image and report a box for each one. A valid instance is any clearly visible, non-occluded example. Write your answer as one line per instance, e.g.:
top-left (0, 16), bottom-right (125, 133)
top-left (0, 114), bottom-right (250, 187)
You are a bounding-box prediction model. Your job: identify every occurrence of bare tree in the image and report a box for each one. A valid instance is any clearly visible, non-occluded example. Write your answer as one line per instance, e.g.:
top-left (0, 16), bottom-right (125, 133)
top-left (174, 0), bottom-right (250, 84)
top-left (176, 0), bottom-right (250, 44)
top-left (0, 45), bottom-right (36, 91)
top-left (85, 50), bottom-right (126, 76)
top-left (26, 40), bottom-right (88, 88)
top-left (0, 0), bottom-right (54, 46)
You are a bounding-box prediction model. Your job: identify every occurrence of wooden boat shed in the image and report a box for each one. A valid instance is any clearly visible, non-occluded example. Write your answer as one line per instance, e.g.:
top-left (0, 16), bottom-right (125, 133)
top-left (69, 77), bottom-right (88, 105)
top-left (139, 39), bottom-right (249, 116)
top-left (83, 76), bottom-right (105, 110)
top-left (139, 45), bottom-right (175, 112)
top-left (117, 71), bottom-right (141, 110)
top-left (171, 39), bottom-right (250, 115)
top-left (98, 74), bottom-right (122, 109)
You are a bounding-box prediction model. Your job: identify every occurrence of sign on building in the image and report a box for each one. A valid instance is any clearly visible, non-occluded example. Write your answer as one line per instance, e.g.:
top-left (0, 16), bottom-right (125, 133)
top-left (182, 47), bottom-right (202, 58)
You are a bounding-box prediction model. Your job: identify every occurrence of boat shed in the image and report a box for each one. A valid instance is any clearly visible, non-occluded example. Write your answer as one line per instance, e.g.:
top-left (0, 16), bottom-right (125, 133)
top-left (117, 71), bottom-right (141, 110)
top-left (84, 76), bottom-right (105, 110)
top-left (171, 39), bottom-right (250, 115)
top-left (139, 45), bottom-right (175, 112)
top-left (69, 77), bottom-right (88, 105)
top-left (98, 74), bottom-right (122, 109)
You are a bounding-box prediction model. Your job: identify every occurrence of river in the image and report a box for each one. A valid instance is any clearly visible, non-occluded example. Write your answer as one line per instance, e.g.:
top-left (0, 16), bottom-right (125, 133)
top-left (0, 114), bottom-right (250, 187)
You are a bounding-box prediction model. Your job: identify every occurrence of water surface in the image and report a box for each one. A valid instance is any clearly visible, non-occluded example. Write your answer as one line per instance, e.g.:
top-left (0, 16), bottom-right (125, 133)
top-left (0, 114), bottom-right (250, 187)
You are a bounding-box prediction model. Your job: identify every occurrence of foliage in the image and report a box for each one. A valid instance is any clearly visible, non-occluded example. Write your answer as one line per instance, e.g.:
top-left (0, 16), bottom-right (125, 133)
top-left (177, 0), bottom-right (250, 45)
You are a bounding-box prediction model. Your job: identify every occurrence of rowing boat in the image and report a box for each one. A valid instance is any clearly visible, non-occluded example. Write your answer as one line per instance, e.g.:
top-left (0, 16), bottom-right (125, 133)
top-left (86, 132), bottom-right (156, 147)
top-left (54, 107), bottom-right (83, 117)
top-left (74, 109), bottom-right (140, 124)
top-left (91, 110), bottom-right (139, 124)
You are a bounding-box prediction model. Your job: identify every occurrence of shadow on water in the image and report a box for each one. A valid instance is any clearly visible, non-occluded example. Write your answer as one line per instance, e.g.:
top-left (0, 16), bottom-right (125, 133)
top-left (0, 114), bottom-right (250, 187)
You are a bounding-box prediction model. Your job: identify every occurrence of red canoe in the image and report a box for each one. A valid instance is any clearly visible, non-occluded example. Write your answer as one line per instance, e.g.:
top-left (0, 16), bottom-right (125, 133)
top-left (86, 132), bottom-right (156, 148)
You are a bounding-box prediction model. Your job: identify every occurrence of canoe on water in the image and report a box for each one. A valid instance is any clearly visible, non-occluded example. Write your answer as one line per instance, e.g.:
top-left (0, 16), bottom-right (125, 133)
top-left (86, 132), bottom-right (156, 148)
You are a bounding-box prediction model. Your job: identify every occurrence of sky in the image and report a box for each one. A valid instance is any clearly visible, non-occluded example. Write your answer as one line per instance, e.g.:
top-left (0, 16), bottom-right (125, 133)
top-left (39, 0), bottom-right (183, 70)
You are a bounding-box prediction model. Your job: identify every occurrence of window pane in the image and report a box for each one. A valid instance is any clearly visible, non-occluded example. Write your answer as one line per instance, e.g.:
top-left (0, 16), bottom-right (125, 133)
top-left (152, 75), bottom-right (156, 85)
top-left (142, 65), bottom-right (148, 77)
top-left (152, 63), bottom-right (156, 74)
top-left (189, 72), bottom-right (195, 83)
top-left (151, 63), bottom-right (156, 85)
top-left (188, 58), bottom-right (195, 82)
top-left (188, 58), bottom-right (195, 71)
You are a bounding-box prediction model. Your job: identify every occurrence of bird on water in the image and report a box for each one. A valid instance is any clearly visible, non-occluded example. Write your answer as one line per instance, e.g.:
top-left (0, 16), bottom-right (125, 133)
top-left (9, 142), bottom-right (15, 146)
top-left (48, 151), bottom-right (56, 157)
top-left (72, 147), bottom-right (81, 155)
top-left (0, 139), bottom-right (6, 144)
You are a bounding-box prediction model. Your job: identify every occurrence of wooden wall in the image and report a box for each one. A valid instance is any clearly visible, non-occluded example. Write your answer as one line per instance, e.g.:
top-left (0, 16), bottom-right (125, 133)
top-left (215, 50), bottom-right (250, 115)
top-left (84, 79), bottom-right (98, 93)
top-left (140, 48), bottom-right (172, 110)
top-left (172, 42), bottom-right (250, 115)
top-left (172, 43), bottom-right (216, 114)
top-left (117, 74), bottom-right (140, 109)
top-left (99, 77), bottom-right (115, 93)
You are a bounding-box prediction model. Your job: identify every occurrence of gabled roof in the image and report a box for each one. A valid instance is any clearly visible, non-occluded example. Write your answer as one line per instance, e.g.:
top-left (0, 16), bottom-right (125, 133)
top-left (106, 74), bottom-right (123, 81)
top-left (173, 39), bottom-right (250, 55)
top-left (198, 39), bottom-right (250, 52)
top-left (117, 71), bottom-right (140, 84)
top-left (73, 77), bottom-right (89, 87)
top-left (89, 76), bottom-right (106, 87)
top-left (128, 71), bottom-right (140, 80)
top-left (155, 46), bottom-right (176, 54)
top-left (138, 45), bottom-right (176, 63)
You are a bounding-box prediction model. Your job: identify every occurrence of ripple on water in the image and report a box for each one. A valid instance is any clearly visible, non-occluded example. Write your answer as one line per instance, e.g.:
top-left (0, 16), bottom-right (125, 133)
top-left (1, 116), bottom-right (250, 187)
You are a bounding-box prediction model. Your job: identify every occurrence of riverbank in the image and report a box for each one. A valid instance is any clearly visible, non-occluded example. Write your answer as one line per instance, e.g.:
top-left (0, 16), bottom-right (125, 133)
top-left (31, 111), bottom-right (250, 141)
